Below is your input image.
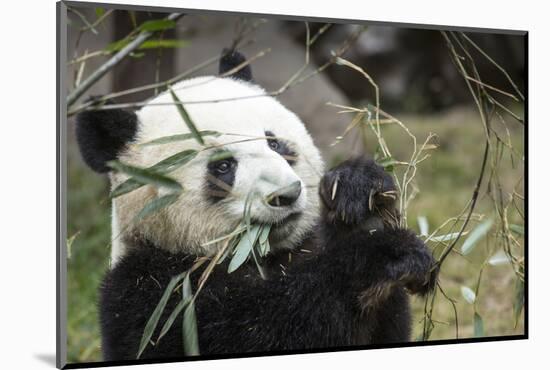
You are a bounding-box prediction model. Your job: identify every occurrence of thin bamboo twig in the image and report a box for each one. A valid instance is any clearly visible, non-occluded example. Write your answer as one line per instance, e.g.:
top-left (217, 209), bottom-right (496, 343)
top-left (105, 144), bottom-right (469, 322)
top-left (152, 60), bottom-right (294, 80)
top-left (460, 33), bottom-right (524, 101)
top-left (67, 26), bottom-right (363, 116)
top-left (67, 12), bottom-right (185, 107)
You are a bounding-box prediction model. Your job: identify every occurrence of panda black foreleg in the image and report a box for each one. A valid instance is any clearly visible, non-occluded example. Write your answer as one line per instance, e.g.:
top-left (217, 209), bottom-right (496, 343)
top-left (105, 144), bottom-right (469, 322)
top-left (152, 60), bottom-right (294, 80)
top-left (318, 157), bottom-right (437, 310)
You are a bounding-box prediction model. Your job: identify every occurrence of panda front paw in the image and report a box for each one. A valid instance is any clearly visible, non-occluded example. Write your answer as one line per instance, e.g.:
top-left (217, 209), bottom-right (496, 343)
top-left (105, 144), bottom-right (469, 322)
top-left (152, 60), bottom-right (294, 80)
top-left (382, 231), bottom-right (438, 296)
top-left (319, 157), bottom-right (397, 225)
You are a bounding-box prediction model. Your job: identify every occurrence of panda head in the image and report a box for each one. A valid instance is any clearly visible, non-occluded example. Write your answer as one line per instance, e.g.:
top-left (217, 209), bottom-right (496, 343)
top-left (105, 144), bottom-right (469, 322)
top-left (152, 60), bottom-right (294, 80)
top-left (76, 50), bottom-right (324, 263)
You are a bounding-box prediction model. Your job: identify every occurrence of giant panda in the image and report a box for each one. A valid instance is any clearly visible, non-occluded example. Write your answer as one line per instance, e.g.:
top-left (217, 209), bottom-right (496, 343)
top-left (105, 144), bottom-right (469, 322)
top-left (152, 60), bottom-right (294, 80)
top-left (75, 49), bottom-right (437, 361)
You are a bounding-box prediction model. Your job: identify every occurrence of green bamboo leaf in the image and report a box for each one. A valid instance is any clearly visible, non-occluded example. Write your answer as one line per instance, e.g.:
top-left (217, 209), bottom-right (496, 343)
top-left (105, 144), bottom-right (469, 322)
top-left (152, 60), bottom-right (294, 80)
top-left (157, 296), bottom-right (189, 342)
top-left (110, 151), bottom-right (197, 199)
top-left (95, 7), bottom-right (105, 18)
top-left (461, 286), bottom-right (476, 304)
top-left (135, 193), bottom-right (180, 222)
top-left (137, 271), bottom-right (187, 359)
top-left (208, 150), bottom-right (234, 162)
top-left (182, 274), bottom-right (200, 355)
top-left (513, 277), bottom-right (524, 327)
top-left (217, 237), bottom-right (238, 265)
top-left (128, 10), bottom-right (137, 28)
top-left (259, 224), bottom-right (271, 245)
top-left (129, 51), bottom-right (146, 59)
top-left (110, 178), bottom-right (143, 199)
top-left (474, 312), bottom-right (484, 337)
top-left (510, 224), bottom-right (524, 235)
top-left (201, 225), bottom-right (247, 247)
top-left (139, 39), bottom-right (189, 50)
top-left (228, 224), bottom-right (262, 273)
top-left (107, 160), bottom-right (182, 192)
top-left (169, 87), bottom-right (204, 145)
top-left (251, 245), bottom-right (268, 280)
top-left (417, 216), bottom-right (429, 237)
top-left (376, 156), bottom-right (406, 172)
top-left (461, 218), bottom-right (493, 255)
top-left (138, 19), bottom-right (176, 32)
top-left (105, 38), bottom-right (130, 52)
top-left (428, 232), bottom-right (466, 243)
top-left (258, 225), bottom-right (272, 257)
top-left (149, 150), bottom-right (198, 173)
top-left (105, 39), bottom-right (189, 52)
top-left (140, 131), bottom-right (221, 147)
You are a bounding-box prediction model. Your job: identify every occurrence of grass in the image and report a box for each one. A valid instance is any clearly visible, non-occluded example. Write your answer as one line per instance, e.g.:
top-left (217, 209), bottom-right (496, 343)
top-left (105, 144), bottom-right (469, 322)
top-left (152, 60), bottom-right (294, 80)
top-left (66, 107), bottom-right (524, 363)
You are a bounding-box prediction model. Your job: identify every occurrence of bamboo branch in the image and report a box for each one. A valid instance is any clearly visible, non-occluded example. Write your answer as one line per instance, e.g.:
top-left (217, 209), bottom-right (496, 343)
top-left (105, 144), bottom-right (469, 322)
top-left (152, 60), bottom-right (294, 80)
top-left (66, 12), bottom-right (185, 107)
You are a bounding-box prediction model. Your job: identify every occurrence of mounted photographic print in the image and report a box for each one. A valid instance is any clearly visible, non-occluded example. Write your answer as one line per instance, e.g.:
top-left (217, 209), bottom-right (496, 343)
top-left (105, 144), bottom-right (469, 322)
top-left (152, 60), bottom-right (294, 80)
top-left (56, 1), bottom-right (527, 368)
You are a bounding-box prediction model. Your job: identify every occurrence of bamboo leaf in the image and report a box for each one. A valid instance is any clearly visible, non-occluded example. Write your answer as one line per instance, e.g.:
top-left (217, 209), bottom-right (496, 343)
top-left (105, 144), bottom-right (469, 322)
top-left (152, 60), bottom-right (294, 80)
top-left (461, 218), bottom-right (493, 255)
top-left (140, 131), bottom-right (220, 147)
top-left (510, 224), bottom-right (524, 235)
top-left (107, 160), bottom-right (182, 192)
top-left (417, 216), bottom-right (429, 237)
top-left (106, 38), bottom-right (189, 52)
top-left (110, 178), bottom-right (144, 199)
top-left (461, 286), bottom-right (476, 304)
top-left (138, 19), bottom-right (176, 32)
top-left (110, 151), bottom-right (197, 198)
top-left (251, 245), bottom-right (268, 280)
top-left (208, 150), bottom-right (234, 163)
top-left (488, 250), bottom-right (511, 266)
top-left (105, 38), bottom-right (131, 52)
top-left (137, 271), bottom-right (187, 359)
top-left (157, 296), bottom-right (189, 342)
top-left (139, 39), bottom-right (189, 50)
top-left (135, 193), bottom-right (181, 222)
top-left (129, 51), bottom-right (145, 59)
top-left (169, 87), bottom-right (205, 145)
top-left (474, 312), bottom-right (484, 337)
top-left (228, 224), bottom-right (262, 273)
top-left (149, 149), bottom-right (198, 173)
top-left (376, 156), bottom-right (406, 172)
top-left (428, 232), bottom-right (466, 243)
top-left (258, 225), bottom-right (272, 257)
top-left (182, 274), bottom-right (200, 355)
top-left (217, 237), bottom-right (238, 265)
top-left (201, 225), bottom-right (247, 247)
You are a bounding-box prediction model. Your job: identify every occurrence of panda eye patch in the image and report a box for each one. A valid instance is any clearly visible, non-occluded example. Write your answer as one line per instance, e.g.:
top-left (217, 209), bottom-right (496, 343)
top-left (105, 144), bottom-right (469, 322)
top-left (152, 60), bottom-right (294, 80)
top-left (265, 130), bottom-right (297, 165)
top-left (268, 140), bottom-right (280, 151)
top-left (215, 160), bottom-right (231, 174)
top-left (206, 153), bottom-right (238, 203)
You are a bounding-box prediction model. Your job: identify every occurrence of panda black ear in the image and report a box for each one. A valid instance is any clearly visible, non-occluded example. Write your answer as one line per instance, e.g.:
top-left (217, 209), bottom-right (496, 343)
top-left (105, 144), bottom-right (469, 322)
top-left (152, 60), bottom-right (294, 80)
top-left (219, 48), bottom-right (253, 82)
top-left (75, 105), bottom-right (138, 173)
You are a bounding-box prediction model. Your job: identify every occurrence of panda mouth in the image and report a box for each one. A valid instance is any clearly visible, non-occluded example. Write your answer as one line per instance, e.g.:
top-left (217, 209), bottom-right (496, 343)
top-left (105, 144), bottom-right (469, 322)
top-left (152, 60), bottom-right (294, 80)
top-left (262, 212), bottom-right (301, 243)
top-left (272, 211), bottom-right (302, 229)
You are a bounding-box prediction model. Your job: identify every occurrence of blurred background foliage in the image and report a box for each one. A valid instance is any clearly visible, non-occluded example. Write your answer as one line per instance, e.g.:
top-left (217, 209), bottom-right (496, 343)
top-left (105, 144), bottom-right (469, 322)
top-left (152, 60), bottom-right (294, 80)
top-left (66, 6), bottom-right (525, 363)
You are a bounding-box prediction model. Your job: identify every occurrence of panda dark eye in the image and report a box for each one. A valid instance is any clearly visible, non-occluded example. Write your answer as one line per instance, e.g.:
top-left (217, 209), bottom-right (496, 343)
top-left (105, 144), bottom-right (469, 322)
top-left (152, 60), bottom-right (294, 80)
top-left (268, 140), bottom-right (280, 151)
top-left (216, 160), bottom-right (231, 174)
top-left (265, 130), bottom-right (298, 165)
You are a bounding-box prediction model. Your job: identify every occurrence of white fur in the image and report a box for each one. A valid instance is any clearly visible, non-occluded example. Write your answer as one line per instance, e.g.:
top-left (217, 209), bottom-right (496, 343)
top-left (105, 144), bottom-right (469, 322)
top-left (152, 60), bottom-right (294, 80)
top-left (109, 77), bottom-right (324, 265)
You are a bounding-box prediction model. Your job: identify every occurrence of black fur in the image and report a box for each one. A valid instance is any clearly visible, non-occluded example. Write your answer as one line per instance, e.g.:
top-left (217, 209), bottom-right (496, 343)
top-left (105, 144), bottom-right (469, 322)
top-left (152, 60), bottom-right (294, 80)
top-left (76, 106), bottom-right (138, 173)
top-left (219, 49), bottom-right (253, 82)
top-left (99, 157), bottom-right (437, 360)
top-left (205, 153), bottom-right (238, 202)
top-left (265, 130), bottom-right (297, 166)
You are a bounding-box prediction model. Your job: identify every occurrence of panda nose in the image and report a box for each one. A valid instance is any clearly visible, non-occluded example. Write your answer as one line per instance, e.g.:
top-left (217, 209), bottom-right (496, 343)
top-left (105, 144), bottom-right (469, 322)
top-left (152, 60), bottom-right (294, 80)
top-left (266, 181), bottom-right (302, 207)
